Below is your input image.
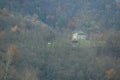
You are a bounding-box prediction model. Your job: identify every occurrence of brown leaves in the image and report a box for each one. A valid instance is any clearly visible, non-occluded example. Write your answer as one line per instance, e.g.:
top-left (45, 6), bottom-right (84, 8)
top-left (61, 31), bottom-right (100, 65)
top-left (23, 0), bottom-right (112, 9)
top-left (6, 44), bottom-right (17, 61)
top-left (67, 17), bottom-right (79, 29)
top-left (9, 45), bottom-right (17, 54)
top-left (106, 68), bottom-right (116, 79)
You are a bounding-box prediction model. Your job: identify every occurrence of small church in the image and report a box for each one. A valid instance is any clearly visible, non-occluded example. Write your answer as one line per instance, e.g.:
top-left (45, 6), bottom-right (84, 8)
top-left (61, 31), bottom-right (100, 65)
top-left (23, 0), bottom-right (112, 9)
top-left (72, 30), bottom-right (87, 43)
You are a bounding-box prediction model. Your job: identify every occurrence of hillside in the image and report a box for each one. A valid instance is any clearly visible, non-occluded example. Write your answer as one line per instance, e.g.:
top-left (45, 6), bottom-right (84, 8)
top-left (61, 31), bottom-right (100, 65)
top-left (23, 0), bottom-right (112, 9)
top-left (0, 1), bottom-right (120, 80)
top-left (0, 0), bottom-right (120, 31)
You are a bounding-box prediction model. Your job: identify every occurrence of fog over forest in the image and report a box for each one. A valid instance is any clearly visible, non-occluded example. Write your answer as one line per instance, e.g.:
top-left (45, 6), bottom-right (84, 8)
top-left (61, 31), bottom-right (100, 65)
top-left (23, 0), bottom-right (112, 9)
top-left (0, 0), bottom-right (120, 80)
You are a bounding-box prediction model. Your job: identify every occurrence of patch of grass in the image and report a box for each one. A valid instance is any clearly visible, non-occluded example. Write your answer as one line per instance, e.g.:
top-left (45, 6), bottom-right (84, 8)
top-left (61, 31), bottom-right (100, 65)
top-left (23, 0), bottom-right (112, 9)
top-left (78, 40), bottom-right (105, 47)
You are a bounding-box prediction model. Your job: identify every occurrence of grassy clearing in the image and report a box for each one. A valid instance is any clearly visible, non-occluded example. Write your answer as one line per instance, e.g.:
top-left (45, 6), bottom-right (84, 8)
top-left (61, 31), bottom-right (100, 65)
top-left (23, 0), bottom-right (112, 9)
top-left (78, 40), bottom-right (106, 47)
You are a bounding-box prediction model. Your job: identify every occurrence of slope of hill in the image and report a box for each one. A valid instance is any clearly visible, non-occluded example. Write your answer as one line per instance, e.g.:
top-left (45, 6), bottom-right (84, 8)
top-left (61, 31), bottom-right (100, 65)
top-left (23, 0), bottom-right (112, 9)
top-left (0, 1), bottom-right (120, 80)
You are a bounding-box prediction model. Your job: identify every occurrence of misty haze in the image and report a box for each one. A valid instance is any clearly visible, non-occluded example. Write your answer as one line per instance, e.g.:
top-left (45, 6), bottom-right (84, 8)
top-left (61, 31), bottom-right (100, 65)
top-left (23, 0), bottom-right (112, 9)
top-left (0, 0), bottom-right (120, 80)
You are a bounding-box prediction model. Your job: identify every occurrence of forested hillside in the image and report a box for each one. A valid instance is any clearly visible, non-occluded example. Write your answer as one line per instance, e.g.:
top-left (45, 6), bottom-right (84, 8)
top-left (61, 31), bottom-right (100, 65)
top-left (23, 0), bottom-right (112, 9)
top-left (0, 0), bottom-right (120, 30)
top-left (0, 0), bottom-right (120, 80)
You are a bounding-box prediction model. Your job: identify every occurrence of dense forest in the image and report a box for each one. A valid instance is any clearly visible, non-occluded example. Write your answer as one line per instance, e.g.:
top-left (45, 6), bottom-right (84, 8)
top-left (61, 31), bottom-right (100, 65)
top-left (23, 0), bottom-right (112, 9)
top-left (0, 0), bottom-right (120, 80)
top-left (0, 0), bottom-right (120, 30)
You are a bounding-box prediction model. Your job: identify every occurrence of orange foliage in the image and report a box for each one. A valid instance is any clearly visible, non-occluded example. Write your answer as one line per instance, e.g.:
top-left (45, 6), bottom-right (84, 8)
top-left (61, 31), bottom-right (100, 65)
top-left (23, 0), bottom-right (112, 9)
top-left (8, 44), bottom-right (17, 57)
top-left (11, 25), bottom-right (18, 32)
top-left (106, 68), bottom-right (116, 79)
top-left (67, 17), bottom-right (79, 29)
